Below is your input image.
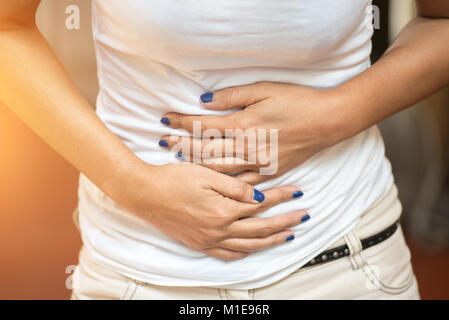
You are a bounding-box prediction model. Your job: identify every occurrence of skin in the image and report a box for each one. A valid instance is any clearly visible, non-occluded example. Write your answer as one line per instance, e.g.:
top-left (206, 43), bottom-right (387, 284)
top-left (0, 0), bottom-right (307, 261)
top-left (161, 1), bottom-right (449, 185)
top-left (1, 1), bottom-right (448, 261)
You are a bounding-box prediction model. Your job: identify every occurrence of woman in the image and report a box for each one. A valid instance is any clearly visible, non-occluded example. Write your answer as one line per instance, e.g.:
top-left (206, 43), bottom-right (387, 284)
top-left (1, 0), bottom-right (448, 299)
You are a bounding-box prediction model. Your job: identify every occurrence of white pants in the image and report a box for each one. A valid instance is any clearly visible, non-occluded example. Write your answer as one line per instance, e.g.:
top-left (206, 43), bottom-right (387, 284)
top-left (71, 185), bottom-right (420, 300)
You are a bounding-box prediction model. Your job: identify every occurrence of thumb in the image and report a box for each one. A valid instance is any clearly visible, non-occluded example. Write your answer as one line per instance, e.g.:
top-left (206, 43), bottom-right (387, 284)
top-left (200, 82), bottom-right (269, 111)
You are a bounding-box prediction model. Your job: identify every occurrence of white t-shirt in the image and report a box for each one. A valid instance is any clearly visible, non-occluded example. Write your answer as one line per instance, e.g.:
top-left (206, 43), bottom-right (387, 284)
top-left (77, 0), bottom-right (394, 289)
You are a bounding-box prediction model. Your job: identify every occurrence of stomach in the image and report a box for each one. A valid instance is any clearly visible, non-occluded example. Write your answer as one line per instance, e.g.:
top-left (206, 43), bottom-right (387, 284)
top-left (78, 24), bottom-right (393, 287)
top-left (77, 111), bottom-right (394, 288)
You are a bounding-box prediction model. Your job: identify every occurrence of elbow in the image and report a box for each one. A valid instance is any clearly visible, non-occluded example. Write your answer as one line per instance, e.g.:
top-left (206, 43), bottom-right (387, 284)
top-left (0, 15), bottom-right (38, 31)
top-left (417, 0), bottom-right (449, 19)
top-left (0, 1), bottom-right (40, 31)
top-left (417, 13), bottom-right (449, 19)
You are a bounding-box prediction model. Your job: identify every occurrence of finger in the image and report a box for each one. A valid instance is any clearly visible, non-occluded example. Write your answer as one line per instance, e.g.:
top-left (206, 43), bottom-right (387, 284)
top-left (213, 174), bottom-right (266, 204)
top-left (176, 154), bottom-right (256, 175)
top-left (200, 158), bottom-right (255, 174)
top-left (227, 210), bottom-right (309, 238)
top-left (159, 136), bottom-right (245, 160)
top-left (158, 135), bottom-right (186, 151)
top-left (159, 135), bottom-right (263, 165)
top-left (234, 170), bottom-right (272, 185)
top-left (202, 247), bottom-right (249, 261)
top-left (199, 82), bottom-right (270, 110)
top-left (217, 230), bottom-right (296, 253)
top-left (161, 112), bottom-right (242, 136)
top-left (199, 136), bottom-right (259, 163)
top-left (159, 136), bottom-right (258, 173)
top-left (234, 185), bottom-right (304, 218)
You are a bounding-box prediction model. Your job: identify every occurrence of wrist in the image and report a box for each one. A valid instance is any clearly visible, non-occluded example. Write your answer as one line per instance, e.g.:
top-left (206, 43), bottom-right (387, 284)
top-left (307, 88), bottom-right (350, 150)
top-left (319, 86), bottom-right (357, 146)
top-left (101, 152), bottom-right (155, 207)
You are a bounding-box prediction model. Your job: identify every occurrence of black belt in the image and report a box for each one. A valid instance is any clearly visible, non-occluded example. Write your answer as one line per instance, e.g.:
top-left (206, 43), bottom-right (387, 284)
top-left (301, 219), bottom-right (400, 269)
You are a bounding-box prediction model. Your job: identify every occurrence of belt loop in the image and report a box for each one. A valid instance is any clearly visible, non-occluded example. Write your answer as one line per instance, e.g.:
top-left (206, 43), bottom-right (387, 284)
top-left (217, 288), bottom-right (226, 300)
top-left (120, 279), bottom-right (138, 300)
top-left (344, 230), bottom-right (365, 270)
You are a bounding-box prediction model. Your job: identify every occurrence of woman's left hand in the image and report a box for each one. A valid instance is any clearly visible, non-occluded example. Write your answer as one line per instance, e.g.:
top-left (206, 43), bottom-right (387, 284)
top-left (159, 82), bottom-right (343, 185)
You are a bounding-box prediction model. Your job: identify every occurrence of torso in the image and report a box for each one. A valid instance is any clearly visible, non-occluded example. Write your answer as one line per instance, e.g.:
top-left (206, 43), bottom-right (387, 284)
top-left (77, 0), bottom-right (394, 289)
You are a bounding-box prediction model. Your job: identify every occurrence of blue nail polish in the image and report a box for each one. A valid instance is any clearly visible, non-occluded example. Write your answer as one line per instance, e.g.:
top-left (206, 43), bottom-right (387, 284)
top-left (301, 215), bottom-right (310, 223)
top-left (159, 140), bottom-right (169, 148)
top-left (200, 92), bottom-right (213, 103)
top-left (176, 152), bottom-right (185, 161)
top-left (253, 189), bottom-right (265, 202)
top-left (161, 117), bottom-right (170, 125)
top-left (286, 235), bottom-right (295, 242)
top-left (293, 191), bottom-right (304, 199)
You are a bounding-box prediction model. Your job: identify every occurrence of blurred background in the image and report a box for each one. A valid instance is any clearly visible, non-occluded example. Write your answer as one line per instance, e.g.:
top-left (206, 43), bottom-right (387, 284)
top-left (0, 0), bottom-right (448, 299)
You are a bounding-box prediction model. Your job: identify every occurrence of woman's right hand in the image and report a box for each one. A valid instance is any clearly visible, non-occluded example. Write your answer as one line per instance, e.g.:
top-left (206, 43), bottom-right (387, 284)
top-left (115, 161), bottom-right (309, 261)
top-left (0, 0), bottom-right (308, 262)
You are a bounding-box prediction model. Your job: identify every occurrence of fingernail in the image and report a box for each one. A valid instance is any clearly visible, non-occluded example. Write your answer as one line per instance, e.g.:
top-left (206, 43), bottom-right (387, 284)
top-left (200, 92), bottom-right (213, 103)
top-left (253, 189), bottom-right (265, 202)
top-left (159, 140), bottom-right (169, 148)
top-left (286, 235), bottom-right (295, 242)
top-left (161, 117), bottom-right (170, 125)
top-left (301, 215), bottom-right (310, 223)
top-left (176, 152), bottom-right (185, 161)
top-left (292, 191), bottom-right (304, 199)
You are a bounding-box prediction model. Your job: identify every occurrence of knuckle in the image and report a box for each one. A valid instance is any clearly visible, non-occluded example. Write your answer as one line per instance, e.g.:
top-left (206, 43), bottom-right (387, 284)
top-left (184, 241), bottom-right (203, 251)
top-left (200, 118), bottom-right (211, 132)
top-left (205, 228), bottom-right (225, 243)
top-left (180, 116), bottom-right (194, 131)
top-left (214, 251), bottom-right (234, 262)
top-left (245, 241), bottom-right (259, 252)
top-left (226, 252), bottom-right (248, 261)
top-left (196, 239), bottom-right (211, 250)
top-left (257, 223), bottom-right (272, 237)
top-left (236, 115), bottom-right (253, 130)
top-left (291, 212), bottom-right (303, 224)
top-left (209, 247), bottom-right (249, 261)
top-left (237, 252), bottom-right (250, 260)
top-left (170, 113), bottom-right (181, 128)
top-left (225, 87), bottom-right (238, 104)
top-left (256, 199), bottom-right (271, 212)
top-left (222, 254), bottom-right (237, 261)
top-left (231, 182), bottom-right (246, 198)
top-left (283, 189), bottom-right (295, 202)
top-left (214, 208), bottom-right (234, 225)
top-left (221, 256), bottom-right (235, 262)
top-left (196, 229), bottom-right (218, 247)
top-left (278, 234), bottom-right (288, 243)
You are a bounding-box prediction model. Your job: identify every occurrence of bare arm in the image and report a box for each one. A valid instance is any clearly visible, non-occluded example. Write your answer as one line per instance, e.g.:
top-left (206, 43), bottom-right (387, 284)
top-left (0, 0), bottom-right (308, 260)
top-left (0, 0), bottom-right (143, 198)
top-left (331, 0), bottom-right (449, 142)
top-left (157, 0), bottom-right (449, 184)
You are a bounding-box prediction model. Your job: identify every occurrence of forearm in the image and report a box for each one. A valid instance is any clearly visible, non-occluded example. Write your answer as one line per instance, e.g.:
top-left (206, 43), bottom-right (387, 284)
top-left (329, 16), bottom-right (449, 142)
top-left (0, 26), bottom-right (146, 199)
